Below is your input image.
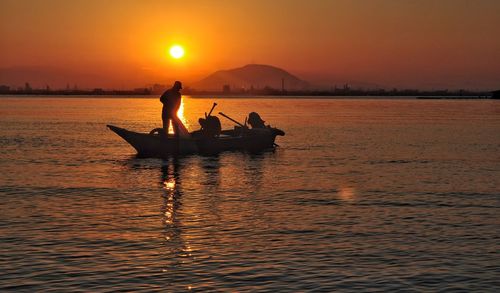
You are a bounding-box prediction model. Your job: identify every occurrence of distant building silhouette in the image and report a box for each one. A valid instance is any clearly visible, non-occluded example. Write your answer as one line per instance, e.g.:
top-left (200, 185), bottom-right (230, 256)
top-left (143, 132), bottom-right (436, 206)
top-left (24, 82), bottom-right (32, 92)
top-left (492, 90), bottom-right (500, 99)
top-left (150, 83), bottom-right (167, 94)
top-left (222, 84), bottom-right (231, 93)
top-left (133, 88), bottom-right (151, 94)
top-left (0, 85), bottom-right (10, 93)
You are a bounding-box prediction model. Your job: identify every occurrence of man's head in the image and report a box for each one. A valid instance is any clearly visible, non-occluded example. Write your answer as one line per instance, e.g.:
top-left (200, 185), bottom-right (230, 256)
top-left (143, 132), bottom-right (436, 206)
top-left (173, 81), bottom-right (182, 90)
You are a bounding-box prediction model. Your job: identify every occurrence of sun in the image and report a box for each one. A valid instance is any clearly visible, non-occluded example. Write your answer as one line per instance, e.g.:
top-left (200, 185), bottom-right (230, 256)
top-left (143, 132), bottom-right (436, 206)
top-left (169, 45), bottom-right (184, 59)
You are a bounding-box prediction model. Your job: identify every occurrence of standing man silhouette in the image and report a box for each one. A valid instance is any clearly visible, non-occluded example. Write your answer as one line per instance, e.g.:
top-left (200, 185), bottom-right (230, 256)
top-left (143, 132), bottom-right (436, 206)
top-left (160, 81), bottom-right (182, 137)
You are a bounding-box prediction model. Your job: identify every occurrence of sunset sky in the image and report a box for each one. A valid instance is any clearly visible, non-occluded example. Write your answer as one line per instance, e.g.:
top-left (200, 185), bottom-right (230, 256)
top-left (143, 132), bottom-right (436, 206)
top-left (1, 0), bottom-right (499, 90)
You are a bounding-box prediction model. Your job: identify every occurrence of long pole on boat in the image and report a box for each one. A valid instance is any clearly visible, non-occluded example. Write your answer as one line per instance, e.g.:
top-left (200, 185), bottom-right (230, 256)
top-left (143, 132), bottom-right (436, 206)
top-left (218, 112), bottom-right (245, 127)
top-left (206, 102), bottom-right (217, 118)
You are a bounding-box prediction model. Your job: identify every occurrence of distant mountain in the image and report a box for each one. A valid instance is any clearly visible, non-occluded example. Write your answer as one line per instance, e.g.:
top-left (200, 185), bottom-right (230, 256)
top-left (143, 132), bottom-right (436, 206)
top-left (192, 64), bottom-right (309, 91)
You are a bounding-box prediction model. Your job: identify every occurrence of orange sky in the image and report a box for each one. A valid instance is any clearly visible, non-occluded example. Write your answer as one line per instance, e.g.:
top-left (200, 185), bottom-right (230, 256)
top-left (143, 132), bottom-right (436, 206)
top-left (1, 0), bottom-right (499, 89)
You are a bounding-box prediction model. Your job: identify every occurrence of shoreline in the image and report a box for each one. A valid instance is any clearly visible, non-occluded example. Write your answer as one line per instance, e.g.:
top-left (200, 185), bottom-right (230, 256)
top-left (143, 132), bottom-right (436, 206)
top-left (0, 94), bottom-right (497, 100)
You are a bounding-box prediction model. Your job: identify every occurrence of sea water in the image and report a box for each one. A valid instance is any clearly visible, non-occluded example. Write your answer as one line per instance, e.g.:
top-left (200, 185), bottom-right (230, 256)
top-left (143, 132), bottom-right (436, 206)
top-left (0, 96), bottom-right (499, 291)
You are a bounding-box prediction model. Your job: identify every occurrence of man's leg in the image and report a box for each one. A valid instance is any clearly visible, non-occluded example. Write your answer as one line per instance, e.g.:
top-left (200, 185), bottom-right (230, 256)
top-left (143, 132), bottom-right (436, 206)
top-left (173, 124), bottom-right (180, 138)
top-left (171, 116), bottom-right (180, 138)
top-left (162, 108), bottom-right (170, 130)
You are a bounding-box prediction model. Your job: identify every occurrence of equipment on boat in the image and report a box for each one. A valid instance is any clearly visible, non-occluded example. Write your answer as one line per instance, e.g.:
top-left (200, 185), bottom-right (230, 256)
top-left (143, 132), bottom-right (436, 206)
top-left (198, 103), bottom-right (221, 137)
top-left (219, 112), bottom-right (245, 128)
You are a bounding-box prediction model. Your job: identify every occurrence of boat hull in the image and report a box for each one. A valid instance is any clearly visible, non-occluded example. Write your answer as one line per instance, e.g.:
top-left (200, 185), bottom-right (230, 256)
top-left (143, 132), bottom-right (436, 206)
top-left (196, 129), bottom-right (278, 154)
top-left (107, 125), bottom-right (283, 157)
top-left (107, 125), bottom-right (198, 157)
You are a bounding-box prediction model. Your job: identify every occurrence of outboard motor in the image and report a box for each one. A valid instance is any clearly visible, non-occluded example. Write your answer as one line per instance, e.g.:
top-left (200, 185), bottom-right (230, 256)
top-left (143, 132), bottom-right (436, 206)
top-left (198, 116), bottom-right (221, 137)
top-left (194, 102), bottom-right (222, 137)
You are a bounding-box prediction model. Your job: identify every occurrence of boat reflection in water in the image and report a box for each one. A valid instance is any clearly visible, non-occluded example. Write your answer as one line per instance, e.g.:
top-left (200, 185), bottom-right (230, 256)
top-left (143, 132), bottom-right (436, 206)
top-left (161, 158), bottom-right (181, 227)
top-left (143, 152), bottom-right (277, 290)
top-left (156, 156), bottom-right (225, 290)
top-left (159, 158), bottom-right (194, 272)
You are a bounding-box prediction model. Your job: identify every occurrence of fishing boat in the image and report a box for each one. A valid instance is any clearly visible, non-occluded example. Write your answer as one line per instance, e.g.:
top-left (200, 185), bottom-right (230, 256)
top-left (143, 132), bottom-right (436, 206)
top-left (107, 124), bottom-right (284, 157)
top-left (107, 105), bottom-right (284, 157)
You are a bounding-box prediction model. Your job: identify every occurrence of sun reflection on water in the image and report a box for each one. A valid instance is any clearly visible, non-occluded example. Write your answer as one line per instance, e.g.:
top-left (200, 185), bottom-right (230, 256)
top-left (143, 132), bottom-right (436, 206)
top-left (178, 97), bottom-right (187, 126)
top-left (164, 179), bottom-right (176, 190)
top-left (168, 97), bottom-right (189, 134)
top-left (161, 162), bottom-right (179, 227)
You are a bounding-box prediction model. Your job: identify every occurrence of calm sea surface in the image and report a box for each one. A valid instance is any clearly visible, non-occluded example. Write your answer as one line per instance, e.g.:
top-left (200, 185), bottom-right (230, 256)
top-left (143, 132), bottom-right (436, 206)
top-left (0, 96), bottom-right (499, 291)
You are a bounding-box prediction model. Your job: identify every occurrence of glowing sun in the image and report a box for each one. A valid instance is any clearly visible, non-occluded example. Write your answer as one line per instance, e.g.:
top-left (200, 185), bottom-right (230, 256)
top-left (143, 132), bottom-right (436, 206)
top-left (169, 45), bottom-right (185, 59)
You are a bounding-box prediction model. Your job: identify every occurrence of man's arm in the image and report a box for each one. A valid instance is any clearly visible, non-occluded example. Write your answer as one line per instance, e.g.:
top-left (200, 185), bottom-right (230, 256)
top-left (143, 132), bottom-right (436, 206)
top-left (160, 90), bottom-right (169, 104)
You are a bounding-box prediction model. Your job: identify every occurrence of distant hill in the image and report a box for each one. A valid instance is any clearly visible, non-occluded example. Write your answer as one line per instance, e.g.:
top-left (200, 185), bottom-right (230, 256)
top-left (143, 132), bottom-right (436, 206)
top-left (192, 64), bottom-right (309, 91)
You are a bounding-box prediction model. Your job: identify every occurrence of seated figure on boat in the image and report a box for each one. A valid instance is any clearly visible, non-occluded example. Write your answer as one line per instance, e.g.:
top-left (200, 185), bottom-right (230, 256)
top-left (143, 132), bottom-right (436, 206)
top-left (248, 112), bottom-right (285, 136)
top-left (248, 112), bottom-right (266, 128)
top-left (160, 81), bottom-right (187, 137)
